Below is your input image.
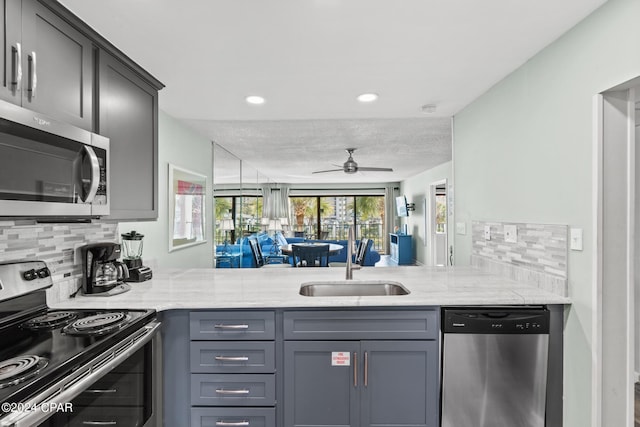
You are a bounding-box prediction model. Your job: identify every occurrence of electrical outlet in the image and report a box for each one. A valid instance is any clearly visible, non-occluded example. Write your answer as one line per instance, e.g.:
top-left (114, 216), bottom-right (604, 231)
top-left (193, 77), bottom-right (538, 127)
top-left (484, 225), bottom-right (491, 240)
top-left (504, 225), bottom-right (517, 243)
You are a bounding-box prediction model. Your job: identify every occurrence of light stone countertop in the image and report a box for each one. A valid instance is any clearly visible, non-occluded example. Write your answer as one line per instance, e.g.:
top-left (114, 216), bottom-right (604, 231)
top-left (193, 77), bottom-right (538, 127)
top-left (49, 266), bottom-right (570, 311)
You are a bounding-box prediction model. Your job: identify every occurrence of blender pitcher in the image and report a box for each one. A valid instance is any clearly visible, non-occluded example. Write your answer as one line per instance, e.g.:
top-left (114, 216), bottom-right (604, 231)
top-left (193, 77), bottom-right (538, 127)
top-left (121, 230), bottom-right (153, 282)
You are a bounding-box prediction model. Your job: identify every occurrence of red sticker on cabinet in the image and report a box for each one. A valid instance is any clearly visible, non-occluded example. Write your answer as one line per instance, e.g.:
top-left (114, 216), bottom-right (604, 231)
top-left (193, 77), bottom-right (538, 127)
top-left (331, 351), bottom-right (351, 366)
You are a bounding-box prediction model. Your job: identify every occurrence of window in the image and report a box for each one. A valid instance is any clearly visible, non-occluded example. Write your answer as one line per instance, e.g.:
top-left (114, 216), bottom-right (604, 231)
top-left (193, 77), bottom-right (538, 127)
top-left (214, 196), bottom-right (263, 245)
top-left (289, 195), bottom-right (386, 253)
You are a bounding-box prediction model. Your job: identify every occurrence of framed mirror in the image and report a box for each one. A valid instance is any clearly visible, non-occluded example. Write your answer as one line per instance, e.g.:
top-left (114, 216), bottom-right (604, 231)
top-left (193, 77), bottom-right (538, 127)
top-left (169, 164), bottom-right (207, 252)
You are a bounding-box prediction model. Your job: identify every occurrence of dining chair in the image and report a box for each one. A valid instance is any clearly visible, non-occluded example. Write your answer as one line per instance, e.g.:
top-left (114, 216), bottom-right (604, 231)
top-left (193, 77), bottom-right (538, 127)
top-left (291, 244), bottom-right (330, 267)
top-left (354, 238), bottom-right (371, 265)
top-left (330, 239), bottom-right (370, 267)
top-left (249, 238), bottom-right (290, 268)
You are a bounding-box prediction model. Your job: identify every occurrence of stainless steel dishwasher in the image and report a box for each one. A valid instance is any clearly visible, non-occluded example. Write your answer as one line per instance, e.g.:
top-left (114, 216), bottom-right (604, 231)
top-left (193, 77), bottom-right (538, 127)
top-left (441, 307), bottom-right (550, 427)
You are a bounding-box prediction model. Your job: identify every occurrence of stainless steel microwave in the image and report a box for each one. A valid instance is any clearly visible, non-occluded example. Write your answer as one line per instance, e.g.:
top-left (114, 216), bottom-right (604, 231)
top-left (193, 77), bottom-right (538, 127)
top-left (0, 99), bottom-right (109, 217)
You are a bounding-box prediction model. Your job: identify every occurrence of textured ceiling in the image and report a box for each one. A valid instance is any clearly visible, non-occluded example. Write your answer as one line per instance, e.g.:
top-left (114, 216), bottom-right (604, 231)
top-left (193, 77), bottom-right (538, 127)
top-left (192, 117), bottom-right (452, 184)
top-left (60, 0), bottom-right (607, 184)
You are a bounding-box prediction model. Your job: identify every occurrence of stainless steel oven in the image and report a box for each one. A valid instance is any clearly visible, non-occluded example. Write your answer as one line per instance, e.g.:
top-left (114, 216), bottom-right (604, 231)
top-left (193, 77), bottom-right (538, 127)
top-left (33, 324), bottom-right (162, 427)
top-left (0, 261), bottom-right (160, 427)
top-left (0, 99), bottom-right (109, 218)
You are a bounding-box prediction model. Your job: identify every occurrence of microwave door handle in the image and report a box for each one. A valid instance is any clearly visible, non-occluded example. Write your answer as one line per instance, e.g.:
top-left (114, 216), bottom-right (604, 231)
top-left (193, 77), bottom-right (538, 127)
top-left (82, 146), bottom-right (100, 203)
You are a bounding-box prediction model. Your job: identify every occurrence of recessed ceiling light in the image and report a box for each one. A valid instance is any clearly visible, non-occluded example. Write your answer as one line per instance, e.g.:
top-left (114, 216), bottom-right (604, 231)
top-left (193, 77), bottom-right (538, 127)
top-left (246, 95), bottom-right (265, 105)
top-left (357, 93), bottom-right (378, 103)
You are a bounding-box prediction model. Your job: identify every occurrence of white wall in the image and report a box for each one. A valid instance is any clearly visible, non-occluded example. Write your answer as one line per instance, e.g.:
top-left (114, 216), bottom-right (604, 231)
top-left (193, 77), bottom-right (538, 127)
top-left (400, 161), bottom-right (452, 265)
top-left (452, 0), bottom-right (640, 425)
top-left (119, 110), bottom-right (214, 268)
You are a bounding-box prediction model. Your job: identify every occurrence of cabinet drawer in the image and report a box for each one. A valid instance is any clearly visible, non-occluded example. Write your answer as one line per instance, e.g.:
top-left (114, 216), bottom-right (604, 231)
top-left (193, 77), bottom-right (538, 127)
top-left (65, 406), bottom-right (145, 427)
top-left (191, 407), bottom-right (276, 427)
top-left (191, 374), bottom-right (276, 406)
top-left (191, 311), bottom-right (275, 340)
top-left (73, 372), bottom-right (144, 407)
top-left (284, 309), bottom-right (439, 340)
top-left (191, 341), bottom-right (275, 373)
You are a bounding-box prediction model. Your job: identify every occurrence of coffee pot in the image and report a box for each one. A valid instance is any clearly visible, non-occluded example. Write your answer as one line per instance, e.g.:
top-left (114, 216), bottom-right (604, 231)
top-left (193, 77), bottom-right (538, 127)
top-left (81, 242), bottom-right (131, 296)
top-left (121, 230), bottom-right (153, 282)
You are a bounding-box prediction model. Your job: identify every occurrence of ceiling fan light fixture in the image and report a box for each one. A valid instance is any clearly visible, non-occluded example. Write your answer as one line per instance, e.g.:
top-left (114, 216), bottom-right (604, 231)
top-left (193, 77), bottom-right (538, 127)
top-left (357, 93), bottom-right (378, 103)
top-left (246, 95), bottom-right (266, 105)
top-left (312, 148), bottom-right (393, 175)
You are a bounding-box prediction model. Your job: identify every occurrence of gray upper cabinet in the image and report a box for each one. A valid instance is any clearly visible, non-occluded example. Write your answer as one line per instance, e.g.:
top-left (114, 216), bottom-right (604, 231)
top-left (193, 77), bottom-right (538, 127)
top-left (0, 0), bottom-right (93, 130)
top-left (0, 0), bottom-right (163, 221)
top-left (97, 50), bottom-right (159, 220)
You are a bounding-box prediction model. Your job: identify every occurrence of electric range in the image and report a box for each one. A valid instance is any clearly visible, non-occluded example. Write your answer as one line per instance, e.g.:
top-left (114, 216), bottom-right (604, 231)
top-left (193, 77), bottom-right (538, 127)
top-left (0, 260), bottom-right (159, 427)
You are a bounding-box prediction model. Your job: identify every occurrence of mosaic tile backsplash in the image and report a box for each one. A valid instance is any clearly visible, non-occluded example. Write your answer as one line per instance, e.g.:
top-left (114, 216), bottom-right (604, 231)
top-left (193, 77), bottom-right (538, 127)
top-left (471, 221), bottom-right (568, 297)
top-left (0, 220), bottom-right (118, 303)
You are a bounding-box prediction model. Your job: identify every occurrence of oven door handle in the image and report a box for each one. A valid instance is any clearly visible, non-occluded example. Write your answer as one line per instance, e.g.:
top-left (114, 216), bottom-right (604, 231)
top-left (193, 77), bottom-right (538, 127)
top-left (0, 321), bottom-right (161, 427)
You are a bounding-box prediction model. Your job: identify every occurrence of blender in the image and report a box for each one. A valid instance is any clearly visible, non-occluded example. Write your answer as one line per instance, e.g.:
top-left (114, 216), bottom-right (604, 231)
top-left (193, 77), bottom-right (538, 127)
top-left (121, 230), bottom-right (153, 282)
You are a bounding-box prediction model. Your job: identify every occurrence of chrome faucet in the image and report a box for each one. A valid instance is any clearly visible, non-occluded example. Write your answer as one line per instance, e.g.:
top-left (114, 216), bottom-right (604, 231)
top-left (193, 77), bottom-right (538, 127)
top-left (346, 225), bottom-right (360, 280)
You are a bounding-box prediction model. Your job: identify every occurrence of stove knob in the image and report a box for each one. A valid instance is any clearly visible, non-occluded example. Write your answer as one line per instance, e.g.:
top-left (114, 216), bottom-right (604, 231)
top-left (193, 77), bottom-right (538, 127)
top-left (37, 267), bottom-right (50, 278)
top-left (23, 269), bottom-right (37, 281)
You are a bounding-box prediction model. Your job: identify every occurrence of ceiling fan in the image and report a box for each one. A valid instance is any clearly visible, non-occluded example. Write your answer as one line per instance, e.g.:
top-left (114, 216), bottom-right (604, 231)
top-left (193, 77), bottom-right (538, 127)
top-left (313, 148), bottom-right (394, 174)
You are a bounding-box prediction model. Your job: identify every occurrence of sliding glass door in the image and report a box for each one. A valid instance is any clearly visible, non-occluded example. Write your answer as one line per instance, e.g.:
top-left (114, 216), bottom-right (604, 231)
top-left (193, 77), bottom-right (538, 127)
top-left (289, 195), bottom-right (386, 253)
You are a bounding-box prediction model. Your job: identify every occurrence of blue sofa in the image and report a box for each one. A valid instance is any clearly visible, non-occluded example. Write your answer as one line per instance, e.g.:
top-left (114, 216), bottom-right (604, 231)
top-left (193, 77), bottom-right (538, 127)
top-left (216, 232), bottom-right (277, 268)
top-left (216, 233), bottom-right (381, 268)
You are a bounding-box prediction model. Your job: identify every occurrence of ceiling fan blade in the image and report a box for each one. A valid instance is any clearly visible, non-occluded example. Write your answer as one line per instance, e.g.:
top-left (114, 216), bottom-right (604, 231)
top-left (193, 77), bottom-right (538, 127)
top-left (357, 167), bottom-right (394, 172)
top-left (312, 168), bottom-right (345, 174)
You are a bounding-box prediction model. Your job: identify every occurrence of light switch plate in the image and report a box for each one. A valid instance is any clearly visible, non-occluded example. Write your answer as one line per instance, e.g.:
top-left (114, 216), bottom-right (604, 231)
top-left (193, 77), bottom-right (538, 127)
top-left (504, 225), bottom-right (517, 243)
top-left (570, 228), bottom-right (583, 251)
top-left (484, 225), bottom-right (491, 240)
top-left (456, 222), bottom-right (466, 235)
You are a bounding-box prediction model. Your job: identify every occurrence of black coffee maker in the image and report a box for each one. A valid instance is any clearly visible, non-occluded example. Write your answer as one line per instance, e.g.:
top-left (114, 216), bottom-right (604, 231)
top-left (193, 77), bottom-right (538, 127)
top-left (81, 242), bottom-right (131, 296)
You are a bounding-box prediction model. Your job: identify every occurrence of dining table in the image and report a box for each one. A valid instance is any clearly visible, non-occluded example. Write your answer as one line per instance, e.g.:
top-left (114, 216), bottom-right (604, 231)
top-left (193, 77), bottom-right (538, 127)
top-left (280, 242), bottom-right (344, 255)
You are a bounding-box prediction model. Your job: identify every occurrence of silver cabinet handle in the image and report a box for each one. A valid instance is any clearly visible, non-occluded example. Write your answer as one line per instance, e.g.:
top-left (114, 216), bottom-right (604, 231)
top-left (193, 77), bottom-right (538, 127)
top-left (216, 422), bottom-right (249, 427)
top-left (215, 356), bottom-right (249, 361)
top-left (353, 352), bottom-right (357, 387)
top-left (28, 51), bottom-right (36, 99)
top-left (364, 351), bottom-right (369, 387)
top-left (84, 389), bottom-right (117, 394)
top-left (214, 324), bottom-right (249, 329)
top-left (12, 42), bottom-right (22, 91)
top-left (215, 389), bottom-right (250, 395)
top-left (82, 422), bottom-right (117, 426)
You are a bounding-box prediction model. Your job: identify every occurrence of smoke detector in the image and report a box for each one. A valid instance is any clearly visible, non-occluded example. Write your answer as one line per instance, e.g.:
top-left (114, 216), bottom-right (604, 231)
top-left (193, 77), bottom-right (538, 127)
top-left (420, 104), bottom-right (437, 114)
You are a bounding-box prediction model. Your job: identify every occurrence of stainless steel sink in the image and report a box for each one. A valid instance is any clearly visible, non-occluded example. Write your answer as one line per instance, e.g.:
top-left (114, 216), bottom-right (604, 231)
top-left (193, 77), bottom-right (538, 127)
top-left (299, 280), bottom-right (410, 297)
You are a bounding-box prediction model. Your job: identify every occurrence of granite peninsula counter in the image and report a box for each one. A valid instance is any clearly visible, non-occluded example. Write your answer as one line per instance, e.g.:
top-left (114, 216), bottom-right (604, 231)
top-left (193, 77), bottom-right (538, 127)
top-left (49, 266), bottom-right (568, 427)
top-left (49, 266), bottom-right (570, 310)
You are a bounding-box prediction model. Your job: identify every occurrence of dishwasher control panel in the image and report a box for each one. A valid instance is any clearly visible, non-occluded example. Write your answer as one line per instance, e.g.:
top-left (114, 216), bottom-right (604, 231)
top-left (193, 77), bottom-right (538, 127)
top-left (442, 307), bottom-right (550, 334)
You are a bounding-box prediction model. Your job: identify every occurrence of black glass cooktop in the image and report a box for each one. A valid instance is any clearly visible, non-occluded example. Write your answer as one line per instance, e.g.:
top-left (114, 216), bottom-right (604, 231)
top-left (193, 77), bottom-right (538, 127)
top-left (0, 306), bottom-right (155, 411)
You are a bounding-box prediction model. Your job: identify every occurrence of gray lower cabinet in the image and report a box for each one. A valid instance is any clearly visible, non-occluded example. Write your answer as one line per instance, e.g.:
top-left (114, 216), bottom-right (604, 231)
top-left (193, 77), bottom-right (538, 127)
top-left (283, 309), bottom-right (440, 427)
top-left (189, 311), bottom-right (277, 427)
top-left (1, 0), bottom-right (93, 130)
top-left (284, 340), bottom-right (438, 427)
top-left (97, 50), bottom-right (159, 220)
top-left (166, 309), bottom-right (440, 427)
